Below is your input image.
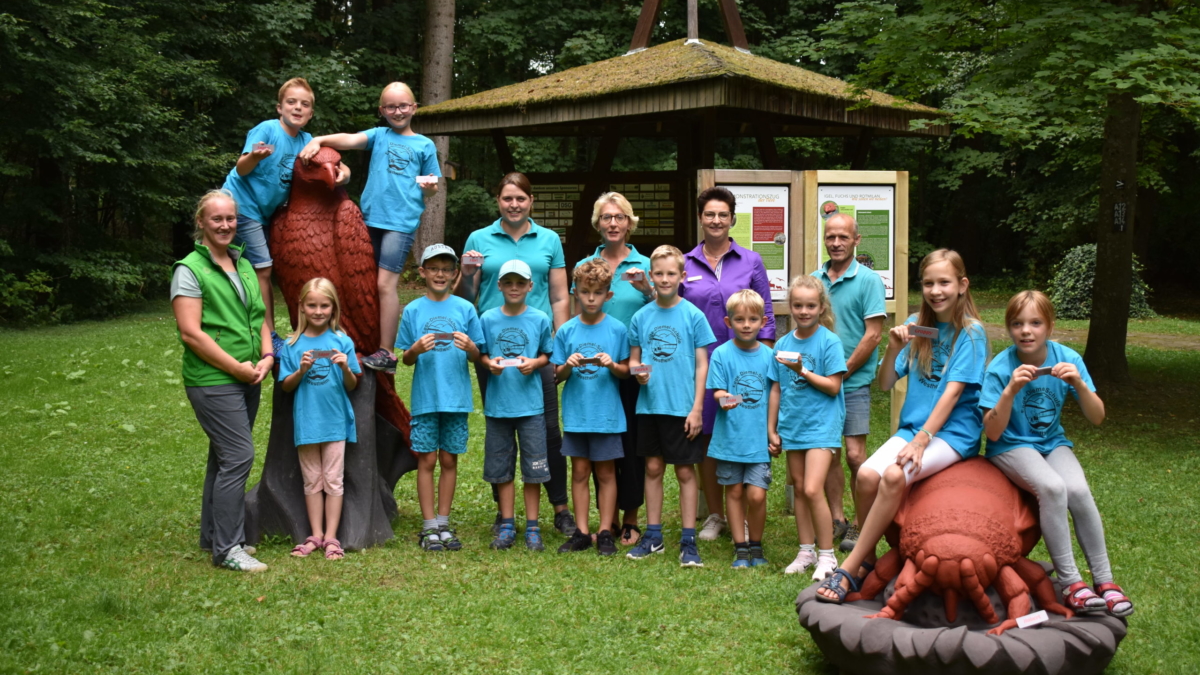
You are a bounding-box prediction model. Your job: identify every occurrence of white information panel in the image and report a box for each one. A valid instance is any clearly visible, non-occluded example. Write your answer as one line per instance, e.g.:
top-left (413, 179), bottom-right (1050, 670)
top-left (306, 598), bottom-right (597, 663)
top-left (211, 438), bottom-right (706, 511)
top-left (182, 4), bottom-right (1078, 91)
top-left (817, 184), bottom-right (896, 300)
top-left (723, 184), bottom-right (789, 301)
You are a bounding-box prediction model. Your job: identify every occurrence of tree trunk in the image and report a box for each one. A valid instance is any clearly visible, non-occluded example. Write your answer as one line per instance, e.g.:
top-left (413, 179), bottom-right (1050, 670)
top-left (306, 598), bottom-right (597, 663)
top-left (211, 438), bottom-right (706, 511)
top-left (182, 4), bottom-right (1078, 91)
top-left (1085, 93), bottom-right (1141, 387)
top-left (416, 0), bottom-right (455, 259)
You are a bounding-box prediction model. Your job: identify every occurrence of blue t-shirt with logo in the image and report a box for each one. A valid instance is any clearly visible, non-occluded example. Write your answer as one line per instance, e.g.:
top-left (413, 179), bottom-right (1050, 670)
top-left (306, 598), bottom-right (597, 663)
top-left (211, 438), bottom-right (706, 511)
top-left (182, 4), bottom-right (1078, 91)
top-left (463, 220), bottom-right (566, 318)
top-left (278, 329), bottom-right (362, 446)
top-left (479, 306), bottom-right (553, 418)
top-left (628, 300), bottom-right (717, 417)
top-left (222, 119), bottom-right (313, 224)
top-left (772, 326), bottom-right (848, 450)
top-left (980, 341), bottom-right (1094, 457)
top-left (551, 314), bottom-right (630, 433)
top-left (572, 244), bottom-right (653, 326)
top-left (706, 341), bottom-right (777, 463)
top-left (812, 260), bottom-right (888, 393)
top-left (359, 128), bottom-right (441, 233)
top-left (893, 318), bottom-right (989, 457)
top-left (396, 294), bottom-right (485, 416)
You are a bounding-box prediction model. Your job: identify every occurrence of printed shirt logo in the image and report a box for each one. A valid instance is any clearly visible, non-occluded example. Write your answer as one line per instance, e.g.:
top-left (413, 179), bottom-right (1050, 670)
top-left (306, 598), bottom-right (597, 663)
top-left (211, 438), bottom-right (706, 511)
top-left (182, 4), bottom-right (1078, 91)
top-left (387, 142), bottom-right (416, 175)
top-left (918, 337), bottom-right (952, 390)
top-left (305, 359), bottom-right (333, 387)
top-left (573, 342), bottom-right (604, 380)
top-left (647, 325), bottom-right (681, 362)
top-left (733, 371), bottom-right (767, 409)
top-left (423, 316), bottom-right (459, 352)
top-left (278, 154), bottom-right (297, 189)
top-left (497, 327), bottom-right (529, 358)
top-left (788, 352), bottom-right (819, 390)
top-left (1021, 387), bottom-right (1062, 436)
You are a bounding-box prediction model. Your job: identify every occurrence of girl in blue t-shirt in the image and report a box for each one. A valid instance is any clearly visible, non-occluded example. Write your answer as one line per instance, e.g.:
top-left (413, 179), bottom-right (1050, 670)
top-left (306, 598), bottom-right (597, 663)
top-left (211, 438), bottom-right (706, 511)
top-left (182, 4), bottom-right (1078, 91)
top-left (981, 290), bottom-right (1131, 617)
top-left (818, 249), bottom-right (988, 604)
top-left (279, 278), bottom-right (361, 561)
top-left (769, 275), bottom-right (847, 582)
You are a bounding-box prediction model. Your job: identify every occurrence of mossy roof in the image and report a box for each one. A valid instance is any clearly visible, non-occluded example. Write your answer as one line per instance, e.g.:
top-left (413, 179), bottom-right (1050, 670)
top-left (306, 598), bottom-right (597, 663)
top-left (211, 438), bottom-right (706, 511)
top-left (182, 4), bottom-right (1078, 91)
top-left (418, 38), bottom-right (942, 119)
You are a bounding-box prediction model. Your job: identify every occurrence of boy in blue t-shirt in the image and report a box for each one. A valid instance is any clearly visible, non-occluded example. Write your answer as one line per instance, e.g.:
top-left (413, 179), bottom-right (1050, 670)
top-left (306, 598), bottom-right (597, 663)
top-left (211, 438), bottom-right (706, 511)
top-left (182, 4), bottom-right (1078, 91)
top-left (706, 290), bottom-right (780, 569)
top-left (223, 77), bottom-right (350, 352)
top-left (479, 260), bottom-right (554, 551)
top-left (551, 259), bottom-right (630, 556)
top-left (299, 81), bottom-right (442, 374)
top-left (626, 246), bottom-right (716, 567)
top-left (397, 244), bottom-right (483, 552)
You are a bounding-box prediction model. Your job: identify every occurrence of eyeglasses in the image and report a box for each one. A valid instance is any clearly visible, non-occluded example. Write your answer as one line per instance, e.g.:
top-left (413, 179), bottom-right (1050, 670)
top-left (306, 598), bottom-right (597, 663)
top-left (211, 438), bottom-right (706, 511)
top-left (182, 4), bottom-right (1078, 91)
top-left (382, 103), bottom-right (416, 114)
top-left (599, 214), bottom-right (629, 224)
top-left (423, 266), bottom-right (456, 275)
top-left (702, 211), bottom-right (733, 222)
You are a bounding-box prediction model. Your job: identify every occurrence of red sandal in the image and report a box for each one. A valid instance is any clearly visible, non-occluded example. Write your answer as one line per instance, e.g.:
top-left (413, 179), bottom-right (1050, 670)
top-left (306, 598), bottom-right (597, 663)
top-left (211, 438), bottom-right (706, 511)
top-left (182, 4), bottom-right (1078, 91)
top-left (290, 535), bottom-right (323, 557)
top-left (1062, 580), bottom-right (1107, 613)
top-left (1095, 582), bottom-right (1134, 618)
top-left (323, 538), bottom-right (344, 560)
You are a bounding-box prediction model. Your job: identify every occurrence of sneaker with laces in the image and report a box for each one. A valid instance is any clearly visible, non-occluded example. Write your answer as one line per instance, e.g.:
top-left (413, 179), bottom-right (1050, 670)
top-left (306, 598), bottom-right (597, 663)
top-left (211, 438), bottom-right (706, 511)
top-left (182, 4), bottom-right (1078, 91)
top-left (839, 522), bottom-right (860, 553)
top-left (596, 530), bottom-right (618, 556)
top-left (553, 510), bottom-right (577, 536)
top-left (438, 527), bottom-right (462, 551)
top-left (557, 530), bottom-right (593, 553)
top-left (784, 548), bottom-right (817, 575)
top-left (218, 545), bottom-right (268, 573)
top-left (731, 546), bottom-right (752, 569)
top-left (832, 518), bottom-right (850, 542)
top-left (626, 535), bottom-right (665, 560)
top-left (698, 513), bottom-right (726, 541)
top-left (361, 348), bottom-right (398, 374)
top-left (525, 525), bottom-right (545, 552)
top-left (813, 552), bottom-right (837, 581)
top-left (419, 528), bottom-right (445, 552)
top-left (271, 331), bottom-right (286, 357)
top-left (749, 544), bottom-right (768, 567)
top-left (490, 523), bottom-right (516, 550)
top-left (679, 538), bottom-right (704, 567)
top-left (491, 512), bottom-right (503, 536)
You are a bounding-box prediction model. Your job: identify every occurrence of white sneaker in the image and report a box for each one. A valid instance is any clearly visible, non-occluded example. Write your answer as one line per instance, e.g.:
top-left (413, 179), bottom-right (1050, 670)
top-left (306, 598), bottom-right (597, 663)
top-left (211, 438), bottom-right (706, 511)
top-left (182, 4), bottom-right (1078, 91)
top-left (785, 548), bottom-right (817, 575)
top-left (813, 552), bottom-right (838, 581)
top-left (698, 513), bottom-right (726, 541)
top-left (219, 545), bottom-right (268, 573)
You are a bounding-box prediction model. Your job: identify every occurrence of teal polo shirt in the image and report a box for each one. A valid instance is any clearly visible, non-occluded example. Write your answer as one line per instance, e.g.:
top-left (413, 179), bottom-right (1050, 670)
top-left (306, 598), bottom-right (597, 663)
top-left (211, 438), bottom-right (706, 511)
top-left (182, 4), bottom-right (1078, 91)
top-left (573, 244), bottom-right (653, 327)
top-left (812, 259), bottom-right (887, 393)
top-left (463, 219), bottom-right (566, 317)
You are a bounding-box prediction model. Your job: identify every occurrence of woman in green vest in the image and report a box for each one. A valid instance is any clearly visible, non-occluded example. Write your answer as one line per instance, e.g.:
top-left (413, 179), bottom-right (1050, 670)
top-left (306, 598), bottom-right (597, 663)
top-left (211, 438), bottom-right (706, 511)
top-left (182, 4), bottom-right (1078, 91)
top-left (171, 190), bottom-right (275, 572)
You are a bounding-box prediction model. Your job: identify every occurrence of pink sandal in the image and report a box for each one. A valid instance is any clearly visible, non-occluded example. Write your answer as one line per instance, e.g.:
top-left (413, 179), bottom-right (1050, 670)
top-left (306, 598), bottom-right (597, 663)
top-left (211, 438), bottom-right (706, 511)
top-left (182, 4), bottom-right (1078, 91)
top-left (323, 538), bottom-right (344, 560)
top-left (291, 535), bottom-right (323, 557)
top-left (1063, 580), bottom-right (1107, 613)
top-left (1095, 582), bottom-right (1134, 617)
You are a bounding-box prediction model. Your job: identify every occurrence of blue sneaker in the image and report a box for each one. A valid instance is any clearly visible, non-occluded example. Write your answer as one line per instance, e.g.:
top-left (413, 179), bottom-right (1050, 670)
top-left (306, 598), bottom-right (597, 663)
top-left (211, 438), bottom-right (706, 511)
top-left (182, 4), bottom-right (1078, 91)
top-left (525, 525), bottom-right (545, 552)
top-left (732, 546), bottom-right (751, 569)
top-left (749, 544), bottom-right (768, 567)
top-left (679, 538), bottom-right (703, 567)
top-left (490, 523), bottom-right (516, 550)
top-left (270, 331), bottom-right (286, 357)
top-left (626, 535), bottom-right (664, 560)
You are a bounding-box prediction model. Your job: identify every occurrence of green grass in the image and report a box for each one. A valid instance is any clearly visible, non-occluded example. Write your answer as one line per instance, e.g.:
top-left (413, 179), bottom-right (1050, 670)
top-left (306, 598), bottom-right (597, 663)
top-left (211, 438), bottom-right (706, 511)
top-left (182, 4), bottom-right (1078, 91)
top-left (943, 290), bottom-right (1200, 338)
top-left (1, 301), bottom-right (1197, 674)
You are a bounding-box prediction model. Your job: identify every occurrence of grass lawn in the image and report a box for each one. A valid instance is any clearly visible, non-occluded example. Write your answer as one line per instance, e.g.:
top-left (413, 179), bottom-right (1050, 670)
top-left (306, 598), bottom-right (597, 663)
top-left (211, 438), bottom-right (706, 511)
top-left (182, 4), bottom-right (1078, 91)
top-left (1, 298), bottom-right (1198, 674)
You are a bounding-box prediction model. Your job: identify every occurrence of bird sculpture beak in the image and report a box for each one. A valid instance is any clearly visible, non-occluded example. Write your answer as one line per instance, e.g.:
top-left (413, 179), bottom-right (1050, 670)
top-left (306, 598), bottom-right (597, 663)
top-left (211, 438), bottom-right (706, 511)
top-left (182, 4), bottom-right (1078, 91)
top-left (323, 163), bottom-right (338, 190)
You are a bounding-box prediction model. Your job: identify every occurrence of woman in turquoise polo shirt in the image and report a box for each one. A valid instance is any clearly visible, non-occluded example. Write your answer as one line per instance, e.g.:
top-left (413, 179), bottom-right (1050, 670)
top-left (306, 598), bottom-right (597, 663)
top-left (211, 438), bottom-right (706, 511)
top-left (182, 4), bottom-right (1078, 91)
top-left (171, 190), bottom-right (275, 573)
top-left (456, 172), bottom-right (576, 536)
top-left (573, 192), bottom-right (654, 544)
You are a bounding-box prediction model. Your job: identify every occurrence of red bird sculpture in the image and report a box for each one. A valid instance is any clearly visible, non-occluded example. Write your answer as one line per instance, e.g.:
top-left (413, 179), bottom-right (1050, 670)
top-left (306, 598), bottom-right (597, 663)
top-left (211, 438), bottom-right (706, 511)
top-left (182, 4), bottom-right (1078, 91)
top-left (269, 147), bottom-right (411, 439)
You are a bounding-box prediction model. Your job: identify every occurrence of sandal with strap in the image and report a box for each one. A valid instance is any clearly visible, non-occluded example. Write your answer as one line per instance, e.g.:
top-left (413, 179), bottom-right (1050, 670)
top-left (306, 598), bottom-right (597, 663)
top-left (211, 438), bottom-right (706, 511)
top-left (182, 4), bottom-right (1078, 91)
top-left (1095, 582), bottom-right (1134, 618)
top-left (1063, 580), bottom-right (1107, 614)
top-left (323, 538), bottom-right (344, 560)
top-left (620, 524), bottom-right (641, 546)
top-left (291, 535), bottom-right (323, 558)
top-left (815, 567), bottom-right (861, 604)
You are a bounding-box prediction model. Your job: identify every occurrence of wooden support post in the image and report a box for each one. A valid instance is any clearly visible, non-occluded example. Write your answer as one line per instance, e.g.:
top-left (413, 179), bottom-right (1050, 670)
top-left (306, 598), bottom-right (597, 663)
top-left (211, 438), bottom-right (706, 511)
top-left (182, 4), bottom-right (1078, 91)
top-left (851, 128), bottom-right (874, 170)
top-left (756, 126), bottom-right (781, 170)
top-left (492, 129), bottom-right (515, 175)
top-left (628, 0), bottom-right (663, 53)
top-left (687, 0), bottom-right (699, 41)
top-left (715, 0), bottom-right (750, 50)
top-left (565, 127), bottom-right (624, 269)
top-left (698, 110), bottom-right (716, 170)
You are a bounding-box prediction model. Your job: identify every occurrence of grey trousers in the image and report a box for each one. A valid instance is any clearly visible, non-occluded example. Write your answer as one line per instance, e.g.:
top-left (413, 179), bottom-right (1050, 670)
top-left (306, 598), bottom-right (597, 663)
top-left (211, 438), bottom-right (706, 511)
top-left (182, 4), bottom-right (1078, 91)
top-left (989, 445), bottom-right (1112, 585)
top-left (186, 383), bottom-right (261, 565)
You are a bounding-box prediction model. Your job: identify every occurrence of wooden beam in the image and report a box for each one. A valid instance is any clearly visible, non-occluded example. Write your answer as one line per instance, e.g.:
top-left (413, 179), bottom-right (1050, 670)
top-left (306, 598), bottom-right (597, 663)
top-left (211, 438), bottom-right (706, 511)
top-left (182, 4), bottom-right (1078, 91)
top-left (492, 129), bottom-right (515, 174)
top-left (628, 0), bottom-right (663, 53)
top-left (687, 0), bottom-right (699, 41)
top-left (698, 110), bottom-right (717, 169)
top-left (850, 128), bottom-right (874, 170)
top-left (715, 0), bottom-right (749, 50)
top-left (755, 125), bottom-right (781, 170)
top-left (566, 127), bottom-right (624, 268)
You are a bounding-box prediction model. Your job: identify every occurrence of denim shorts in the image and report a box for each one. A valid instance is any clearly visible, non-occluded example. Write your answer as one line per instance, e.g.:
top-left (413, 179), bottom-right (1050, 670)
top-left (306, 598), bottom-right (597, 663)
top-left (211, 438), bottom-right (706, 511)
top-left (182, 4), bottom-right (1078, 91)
top-left (484, 414), bottom-right (549, 484)
top-left (843, 386), bottom-right (871, 437)
top-left (369, 227), bottom-right (416, 273)
top-left (411, 412), bottom-right (469, 454)
top-left (561, 432), bottom-right (624, 462)
top-left (233, 215), bottom-right (272, 269)
top-left (715, 459), bottom-right (772, 490)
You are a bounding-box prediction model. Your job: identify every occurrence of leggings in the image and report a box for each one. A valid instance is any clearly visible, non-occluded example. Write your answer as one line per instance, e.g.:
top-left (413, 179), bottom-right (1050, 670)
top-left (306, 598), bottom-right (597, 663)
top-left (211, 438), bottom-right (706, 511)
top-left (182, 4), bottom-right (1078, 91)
top-left (593, 375), bottom-right (645, 517)
top-left (989, 445), bottom-right (1112, 586)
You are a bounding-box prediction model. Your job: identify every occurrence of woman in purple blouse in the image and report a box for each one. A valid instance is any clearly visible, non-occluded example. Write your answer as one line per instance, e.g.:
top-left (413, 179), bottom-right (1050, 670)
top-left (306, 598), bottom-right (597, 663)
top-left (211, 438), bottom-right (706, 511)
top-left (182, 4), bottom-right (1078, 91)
top-left (680, 186), bottom-right (777, 540)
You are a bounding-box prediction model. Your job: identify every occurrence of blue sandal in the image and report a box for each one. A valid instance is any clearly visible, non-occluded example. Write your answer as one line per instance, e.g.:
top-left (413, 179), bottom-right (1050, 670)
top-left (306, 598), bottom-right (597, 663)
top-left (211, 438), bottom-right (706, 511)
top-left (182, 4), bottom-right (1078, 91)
top-left (815, 567), bottom-right (861, 604)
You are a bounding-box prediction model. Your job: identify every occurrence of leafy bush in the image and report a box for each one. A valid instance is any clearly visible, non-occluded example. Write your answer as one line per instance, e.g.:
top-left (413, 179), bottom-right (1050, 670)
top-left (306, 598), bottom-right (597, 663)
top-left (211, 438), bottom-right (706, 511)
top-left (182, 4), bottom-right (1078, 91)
top-left (1047, 244), bottom-right (1155, 320)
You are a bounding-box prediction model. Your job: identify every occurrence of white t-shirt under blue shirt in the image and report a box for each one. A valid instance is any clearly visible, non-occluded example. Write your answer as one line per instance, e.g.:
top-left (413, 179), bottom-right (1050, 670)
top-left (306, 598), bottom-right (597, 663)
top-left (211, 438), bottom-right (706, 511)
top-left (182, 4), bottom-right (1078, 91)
top-left (278, 330), bottom-right (362, 446)
top-left (772, 326), bottom-right (848, 450)
top-left (980, 341), bottom-right (1094, 457)
top-left (222, 119), bottom-right (313, 224)
top-left (359, 128), bottom-right (441, 233)
top-left (396, 294), bottom-right (485, 416)
top-left (706, 341), bottom-right (776, 463)
top-left (551, 314), bottom-right (630, 433)
top-left (893, 318), bottom-right (989, 457)
top-left (628, 299), bottom-right (717, 418)
top-left (480, 306), bottom-right (553, 418)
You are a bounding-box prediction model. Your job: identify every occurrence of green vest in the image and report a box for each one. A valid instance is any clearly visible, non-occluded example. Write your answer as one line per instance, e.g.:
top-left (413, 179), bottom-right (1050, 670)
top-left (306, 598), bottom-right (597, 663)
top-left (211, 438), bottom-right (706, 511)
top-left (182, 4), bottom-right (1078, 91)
top-left (174, 242), bottom-right (267, 387)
